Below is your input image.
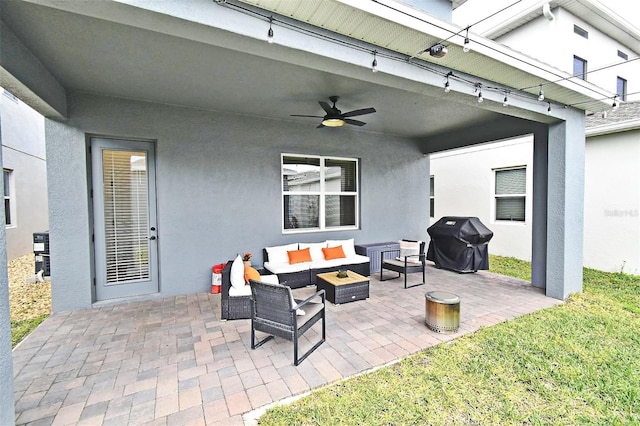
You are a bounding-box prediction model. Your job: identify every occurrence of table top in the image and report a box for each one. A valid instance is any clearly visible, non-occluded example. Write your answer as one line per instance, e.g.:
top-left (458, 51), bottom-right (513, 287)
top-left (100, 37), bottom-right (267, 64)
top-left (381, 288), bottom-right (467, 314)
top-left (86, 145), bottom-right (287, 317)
top-left (316, 270), bottom-right (369, 286)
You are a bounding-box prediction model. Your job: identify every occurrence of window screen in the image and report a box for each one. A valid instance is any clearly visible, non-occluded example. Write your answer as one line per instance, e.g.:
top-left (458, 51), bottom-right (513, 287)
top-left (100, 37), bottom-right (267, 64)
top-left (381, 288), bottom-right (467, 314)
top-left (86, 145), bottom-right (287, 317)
top-left (495, 168), bottom-right (526, 222)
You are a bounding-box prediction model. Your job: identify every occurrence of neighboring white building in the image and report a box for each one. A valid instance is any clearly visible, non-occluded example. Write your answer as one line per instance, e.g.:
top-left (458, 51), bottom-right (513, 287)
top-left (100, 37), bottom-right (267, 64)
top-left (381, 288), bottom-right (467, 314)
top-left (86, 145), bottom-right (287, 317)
top-left (429, 0), bottom-right (640, 274)
top-left (453, 0), bottom-right (640, 103)
top-left (0, 89), bottom-right (48, 260)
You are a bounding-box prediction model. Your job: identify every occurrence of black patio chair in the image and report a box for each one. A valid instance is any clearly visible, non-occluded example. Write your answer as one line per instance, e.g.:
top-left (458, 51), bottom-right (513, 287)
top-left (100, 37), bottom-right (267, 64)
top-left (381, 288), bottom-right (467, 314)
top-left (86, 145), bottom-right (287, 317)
top-left (249, 279), bottom-right (326, 366)
top-left (379, 239), bottom-right (426, 288)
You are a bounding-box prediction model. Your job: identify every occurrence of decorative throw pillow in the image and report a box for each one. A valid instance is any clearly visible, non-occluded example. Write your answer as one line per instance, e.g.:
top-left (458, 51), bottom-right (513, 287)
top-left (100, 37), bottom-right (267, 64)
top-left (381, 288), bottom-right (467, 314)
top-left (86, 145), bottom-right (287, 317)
top-left (244, 266), bottom-right (260, 284)
top-left (322, 245), bottom-right (346, 260)
top-left (299, 242), bottom-right (327, 262)
top-left (398, 240), bottom-right (421, 263)
top-left (287, 248), bottom-right (312, 264)
top-left (230, 255), bottom-right (245, 289)
top-left (290, 292), bottom-right (305, 316)
top-left (265, 243), bottom-right (299, 264)
top-left (326, 238), bottom-right (356, 256)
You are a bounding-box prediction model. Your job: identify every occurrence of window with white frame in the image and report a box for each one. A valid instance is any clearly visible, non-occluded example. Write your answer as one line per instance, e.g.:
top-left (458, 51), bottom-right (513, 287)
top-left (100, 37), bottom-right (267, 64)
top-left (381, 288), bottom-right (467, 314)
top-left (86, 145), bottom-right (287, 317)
top-left (282, 154), bottom-right (358, 232)
top-left (494, 167), bottom-right (526, 222)
top-left (573, 55), bottom-right (587, 80)
top-left (429, 176), bottom-right (434, 218)
top-left (617, 76), bottom-right (627, 101)
top-left (4, 169), bottom-right (14, 227)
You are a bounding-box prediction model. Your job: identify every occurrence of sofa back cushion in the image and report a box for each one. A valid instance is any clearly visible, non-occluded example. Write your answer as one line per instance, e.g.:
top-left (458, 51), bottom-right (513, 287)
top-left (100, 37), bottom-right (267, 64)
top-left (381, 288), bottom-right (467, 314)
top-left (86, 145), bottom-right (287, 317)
top-left (265, 243), bottom-right (299, 264)
top-left (299, 242), bottom-right (328, 262)
top-left (326, 238), bottom-right (356, 257)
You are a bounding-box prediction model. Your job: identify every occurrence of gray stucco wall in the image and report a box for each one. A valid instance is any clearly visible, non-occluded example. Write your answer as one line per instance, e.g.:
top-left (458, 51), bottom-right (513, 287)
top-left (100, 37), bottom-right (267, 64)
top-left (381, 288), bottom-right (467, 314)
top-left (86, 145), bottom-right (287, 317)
top-left (47, 92), bottom-right (429, 311)
top-left (2, 92), bottom-right (48, 259)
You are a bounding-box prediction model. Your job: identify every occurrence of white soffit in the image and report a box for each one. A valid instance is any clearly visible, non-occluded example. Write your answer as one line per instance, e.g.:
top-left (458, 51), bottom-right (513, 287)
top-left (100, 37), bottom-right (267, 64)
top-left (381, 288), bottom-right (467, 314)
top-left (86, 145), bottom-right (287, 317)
top-left (237, 0), bottom-right (611, 111)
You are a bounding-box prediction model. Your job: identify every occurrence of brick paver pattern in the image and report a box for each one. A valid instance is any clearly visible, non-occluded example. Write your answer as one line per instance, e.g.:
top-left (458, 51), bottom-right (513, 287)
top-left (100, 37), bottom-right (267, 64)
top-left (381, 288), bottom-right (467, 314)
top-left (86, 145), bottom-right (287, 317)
top-left (12, 266), bottom-right (562, 425)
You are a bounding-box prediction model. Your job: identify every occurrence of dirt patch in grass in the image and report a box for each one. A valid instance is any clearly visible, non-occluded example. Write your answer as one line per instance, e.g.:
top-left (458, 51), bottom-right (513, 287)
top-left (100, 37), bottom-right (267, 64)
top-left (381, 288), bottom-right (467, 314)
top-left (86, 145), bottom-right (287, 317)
top-left (8, 254), bottom-right (51, 347)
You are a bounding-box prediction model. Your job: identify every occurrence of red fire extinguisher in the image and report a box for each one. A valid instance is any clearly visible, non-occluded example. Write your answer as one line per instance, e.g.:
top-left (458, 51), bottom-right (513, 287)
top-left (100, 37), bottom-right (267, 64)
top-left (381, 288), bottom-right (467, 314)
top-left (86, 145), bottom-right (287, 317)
top-left (211, 263), bottom-right (225, 294)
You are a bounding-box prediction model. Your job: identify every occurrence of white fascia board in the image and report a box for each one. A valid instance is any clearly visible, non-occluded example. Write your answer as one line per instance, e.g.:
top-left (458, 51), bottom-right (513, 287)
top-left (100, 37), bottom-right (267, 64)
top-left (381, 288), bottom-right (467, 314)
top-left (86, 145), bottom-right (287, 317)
top-left (339, 0), bottom-right (609, 106)
top-left (586, 120), bottom-right (640, 137)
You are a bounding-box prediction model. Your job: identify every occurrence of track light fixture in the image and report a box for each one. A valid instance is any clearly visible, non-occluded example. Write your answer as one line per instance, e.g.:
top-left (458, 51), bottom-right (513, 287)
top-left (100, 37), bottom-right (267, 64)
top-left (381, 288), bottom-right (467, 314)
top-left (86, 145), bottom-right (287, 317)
top-left (476, 83), bottom-right (483, 103)
top-left (428, 43), bottom-right (448, 58)
top-left (463, 28), bottom-right (471, 53)
top-left (547, 102), bottom-right (552, 114)
top-left (444, 72), bottom-right (452, 93)
top-left (612, 95), bottom-right (619, 110)
top-left (538, 85), bottom-right (545, 101)
top-left (371, 51), bottom-right (378, 73)
top-left (267, 16), bottom-right (274, 43)
top-left (503, 93), bottom-right (509, 107)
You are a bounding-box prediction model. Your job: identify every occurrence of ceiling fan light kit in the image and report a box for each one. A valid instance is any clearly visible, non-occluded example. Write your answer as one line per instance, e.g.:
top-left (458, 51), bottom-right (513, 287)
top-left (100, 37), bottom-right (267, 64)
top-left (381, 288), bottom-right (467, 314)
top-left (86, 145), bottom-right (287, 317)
top-left (291, 96), bottom-right (376, 128)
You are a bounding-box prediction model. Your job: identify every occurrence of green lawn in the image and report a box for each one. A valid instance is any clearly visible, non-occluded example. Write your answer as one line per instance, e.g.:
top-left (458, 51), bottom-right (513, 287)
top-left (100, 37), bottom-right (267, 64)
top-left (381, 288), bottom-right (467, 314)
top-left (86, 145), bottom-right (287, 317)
top-left (259, 255), bottom-right (640, 425)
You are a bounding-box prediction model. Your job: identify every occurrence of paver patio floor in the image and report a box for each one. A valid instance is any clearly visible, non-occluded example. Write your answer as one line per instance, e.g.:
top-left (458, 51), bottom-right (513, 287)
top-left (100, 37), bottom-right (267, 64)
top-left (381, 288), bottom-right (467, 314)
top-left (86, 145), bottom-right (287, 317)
top-left (12, 266), bottom-right (562, 425)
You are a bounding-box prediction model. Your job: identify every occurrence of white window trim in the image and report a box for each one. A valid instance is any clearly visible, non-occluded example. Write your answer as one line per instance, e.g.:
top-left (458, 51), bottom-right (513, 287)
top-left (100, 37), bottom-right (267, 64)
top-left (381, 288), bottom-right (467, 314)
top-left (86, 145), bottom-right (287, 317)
top-left (4, 169), bottom-right (16, 228)
top-left (492, 166), bottom-right (527, 224)
top-left (281, 154), bottom-right (359, 234)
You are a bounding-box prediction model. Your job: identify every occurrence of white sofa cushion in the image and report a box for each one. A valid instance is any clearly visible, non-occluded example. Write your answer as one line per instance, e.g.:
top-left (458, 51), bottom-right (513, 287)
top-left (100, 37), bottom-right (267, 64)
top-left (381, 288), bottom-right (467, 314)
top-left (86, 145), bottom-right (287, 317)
top-left (310, 254), bottom-right (370, 269)
top-left (265, 243), bottom-right (299, 264)
top-left (326, 238), bottom-right (356, 257)
top-left (264, 261), bottom-right (310, 274)
top-left (232, 274), bottom-right (280, 297)
top-left (299, 242), bottom-right (328, 262)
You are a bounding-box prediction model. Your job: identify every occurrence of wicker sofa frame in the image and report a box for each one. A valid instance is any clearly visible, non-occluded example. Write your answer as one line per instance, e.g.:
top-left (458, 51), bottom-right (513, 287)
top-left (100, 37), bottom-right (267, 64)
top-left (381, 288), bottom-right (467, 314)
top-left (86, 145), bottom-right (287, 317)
top-left (262, 248), bottom-right (370, 289)
top-left (220, 261), bottom-right (252, 320)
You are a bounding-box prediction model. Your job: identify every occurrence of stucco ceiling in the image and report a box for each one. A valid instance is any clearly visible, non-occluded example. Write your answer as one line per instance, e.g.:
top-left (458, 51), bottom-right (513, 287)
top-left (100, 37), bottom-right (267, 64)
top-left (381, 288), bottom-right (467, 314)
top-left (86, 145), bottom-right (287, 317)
top-left (2, 0), bottom-right (552, 142)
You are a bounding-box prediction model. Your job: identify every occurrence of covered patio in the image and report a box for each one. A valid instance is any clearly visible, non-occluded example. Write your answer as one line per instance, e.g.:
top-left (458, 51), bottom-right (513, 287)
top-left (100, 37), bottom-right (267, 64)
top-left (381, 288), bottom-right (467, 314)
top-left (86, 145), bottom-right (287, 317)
top-left (13, 267), bottom-right (561, 425)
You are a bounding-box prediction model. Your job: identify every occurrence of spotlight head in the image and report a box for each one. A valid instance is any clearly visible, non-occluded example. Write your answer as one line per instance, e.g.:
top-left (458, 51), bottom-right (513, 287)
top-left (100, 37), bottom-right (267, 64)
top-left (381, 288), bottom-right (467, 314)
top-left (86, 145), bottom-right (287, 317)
top-left (444, 81), bottom-right (451, 93)
top-left (428, 44), bottom-right (448, 58)
top-left (503, 96), bottom-right (509, 107)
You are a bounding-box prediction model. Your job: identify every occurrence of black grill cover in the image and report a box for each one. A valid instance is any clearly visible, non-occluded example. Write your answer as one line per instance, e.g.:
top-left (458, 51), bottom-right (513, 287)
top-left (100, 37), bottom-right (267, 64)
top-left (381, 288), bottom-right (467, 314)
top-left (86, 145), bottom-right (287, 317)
top-left (427, 216), bottom-right (493, 273)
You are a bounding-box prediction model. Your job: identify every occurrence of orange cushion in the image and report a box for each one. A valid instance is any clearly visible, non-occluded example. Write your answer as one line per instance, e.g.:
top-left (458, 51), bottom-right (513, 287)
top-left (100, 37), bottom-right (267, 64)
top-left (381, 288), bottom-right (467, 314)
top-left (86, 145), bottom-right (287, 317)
top-left (287, 248), bottom-right (312, 264)
top-left (322, 245), bottom-right (346, 260)
top-left (244, 266), bottom-right (260, 283)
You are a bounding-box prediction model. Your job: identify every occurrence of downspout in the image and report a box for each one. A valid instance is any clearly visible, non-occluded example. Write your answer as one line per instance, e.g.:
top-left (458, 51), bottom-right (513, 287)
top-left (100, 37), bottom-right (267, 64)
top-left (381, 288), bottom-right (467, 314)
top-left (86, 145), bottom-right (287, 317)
top-left (543, 2), bottom-right (555, 20)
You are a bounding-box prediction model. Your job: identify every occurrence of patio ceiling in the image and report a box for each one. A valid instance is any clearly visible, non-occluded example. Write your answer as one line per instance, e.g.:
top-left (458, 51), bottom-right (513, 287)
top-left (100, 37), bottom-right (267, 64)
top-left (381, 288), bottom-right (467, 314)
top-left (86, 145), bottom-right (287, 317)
top-left (1, 0), bottom-right (607, 142)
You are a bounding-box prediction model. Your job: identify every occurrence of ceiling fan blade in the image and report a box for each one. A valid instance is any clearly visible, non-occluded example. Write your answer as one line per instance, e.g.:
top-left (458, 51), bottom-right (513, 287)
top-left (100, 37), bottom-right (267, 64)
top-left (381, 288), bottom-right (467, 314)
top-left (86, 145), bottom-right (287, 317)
top-left (318, 101), bottom-right (334, 114)
top-left (344, 118), bottom-right (366, 126)
top-left (290, 114), bottom-right (324, 118)
top-left (341, 107), bottom-right (376, 118)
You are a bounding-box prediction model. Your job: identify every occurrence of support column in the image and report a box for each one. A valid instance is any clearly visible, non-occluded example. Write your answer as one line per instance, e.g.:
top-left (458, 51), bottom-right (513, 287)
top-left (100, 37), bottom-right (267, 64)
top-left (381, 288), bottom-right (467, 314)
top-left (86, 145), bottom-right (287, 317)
top-left (545, 109), bottom-right (585, 299)
top-left (531, 125), bottom-right (548, 289)
top-left (0, 117), bottom-right (16, 424)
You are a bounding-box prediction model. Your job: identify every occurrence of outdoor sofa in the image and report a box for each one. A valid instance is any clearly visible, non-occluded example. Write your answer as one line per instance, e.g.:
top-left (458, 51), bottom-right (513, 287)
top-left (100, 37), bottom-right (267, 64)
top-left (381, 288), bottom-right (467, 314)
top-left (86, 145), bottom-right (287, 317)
top-left (221, 238), bottom-right (370, 320)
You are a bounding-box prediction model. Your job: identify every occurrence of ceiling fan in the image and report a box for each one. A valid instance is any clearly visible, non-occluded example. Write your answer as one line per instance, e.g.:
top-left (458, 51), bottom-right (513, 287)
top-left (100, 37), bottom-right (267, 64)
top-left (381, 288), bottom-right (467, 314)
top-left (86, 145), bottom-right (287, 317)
top-left (291, 96), bottom-right (376, 128)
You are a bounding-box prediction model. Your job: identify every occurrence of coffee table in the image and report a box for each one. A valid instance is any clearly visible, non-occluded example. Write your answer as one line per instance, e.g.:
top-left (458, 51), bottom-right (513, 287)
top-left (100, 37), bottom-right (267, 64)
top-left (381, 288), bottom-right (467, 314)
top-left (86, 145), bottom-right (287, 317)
top-left (316, 270), bottom-right (369, 304)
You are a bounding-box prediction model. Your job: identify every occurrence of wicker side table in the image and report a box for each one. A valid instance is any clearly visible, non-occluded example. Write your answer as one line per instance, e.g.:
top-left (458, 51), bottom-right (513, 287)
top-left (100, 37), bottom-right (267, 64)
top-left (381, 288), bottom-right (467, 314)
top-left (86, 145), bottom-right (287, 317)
top-left (316, 270), bottom-right (369, 304)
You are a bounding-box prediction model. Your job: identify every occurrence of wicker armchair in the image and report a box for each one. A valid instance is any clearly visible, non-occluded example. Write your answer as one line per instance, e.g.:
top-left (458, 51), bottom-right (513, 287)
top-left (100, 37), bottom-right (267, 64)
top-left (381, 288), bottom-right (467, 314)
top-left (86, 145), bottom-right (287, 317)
top-left (379, 239), bottom-right (426, 288)
top-left (249, 279), bottom-right (326, 366)
top-left (220, 261), bottom-right (251, 320)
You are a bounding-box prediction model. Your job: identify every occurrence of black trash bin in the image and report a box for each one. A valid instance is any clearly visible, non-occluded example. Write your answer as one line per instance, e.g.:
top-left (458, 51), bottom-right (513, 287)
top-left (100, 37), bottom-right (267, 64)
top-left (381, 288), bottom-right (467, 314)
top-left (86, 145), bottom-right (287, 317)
top-left (427, 217), bottom-right (493, 273)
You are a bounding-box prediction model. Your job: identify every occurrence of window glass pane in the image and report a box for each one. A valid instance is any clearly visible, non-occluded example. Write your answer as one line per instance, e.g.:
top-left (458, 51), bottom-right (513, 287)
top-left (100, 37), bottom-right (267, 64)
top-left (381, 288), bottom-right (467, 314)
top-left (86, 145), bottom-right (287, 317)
top-left (3, 170), bottom-right (9, 197)
top-left (102, 150), bottom-right (149, 284)
top-left (430, 198), bottom-right (434, 218)
top-left (282, 156), bottom-right (321, 192)
top-left (284, 194), bottom-right (319, 229)
top-left (324, 159), bottom-right (356, 192)
top-left (573, 25), bottom-right (588, 38)
top-left (429, 176), bottom-right (434, 195)
top-left (573, 56), bottom-right (587, 80)
top-left (325, 195), bottom-right (356, 227)
top-left (496, 168), bottom-right (526, 194)
top-left (496, 197), bottom-right (525, 221)
top-left (617, 77), bottom-right (627, 101)
top-left (4, 199), bottom-right (10, 225)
